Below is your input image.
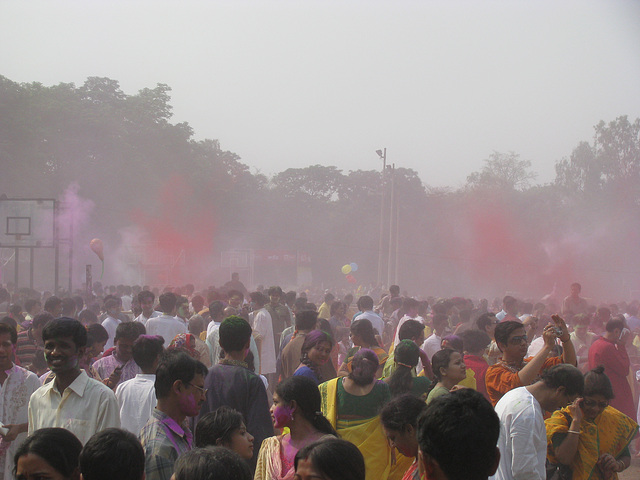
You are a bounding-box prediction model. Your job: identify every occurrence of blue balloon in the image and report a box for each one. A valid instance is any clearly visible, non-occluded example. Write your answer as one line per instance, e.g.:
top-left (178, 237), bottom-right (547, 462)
top-left (349, 262), bottom-right (358, 272)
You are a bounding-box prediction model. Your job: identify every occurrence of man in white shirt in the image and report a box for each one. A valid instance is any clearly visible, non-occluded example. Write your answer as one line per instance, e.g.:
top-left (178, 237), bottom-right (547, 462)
top-left (146, 293), bottom-right (187, 347)
top-left (394, 297), bottom-right (425, 346)
top-left (0, 323), bottom-right (41, 479)
top-left (493, 364), bottom-right (583, 480)
top-left (249, 292), bottom-right (276, 377)
top-left (101, 298), bottom-right (122, 350)
top-left (353, 296), bottom-right (385, 339)
top-left (28, 317), bottom-right (120, 444)
top-left (135, 290), bottom-right (160, 326)
top-left (422, 314), bottom-right (449, 361)
top-left (116, 335), bottom-right (164, 436)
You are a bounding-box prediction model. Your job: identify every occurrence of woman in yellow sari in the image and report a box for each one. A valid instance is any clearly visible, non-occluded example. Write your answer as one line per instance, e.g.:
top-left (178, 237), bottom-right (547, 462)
top-left (545, 366), bottom-right (638, 480)
top-left (319, 348), bottom-right (412, 480)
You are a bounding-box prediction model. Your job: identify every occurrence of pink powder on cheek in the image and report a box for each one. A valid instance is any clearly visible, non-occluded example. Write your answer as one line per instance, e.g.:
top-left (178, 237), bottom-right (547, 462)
top-left (178, 393), bottom-right (198, 414)
top-left (272, 405), bottom-right (292, 427)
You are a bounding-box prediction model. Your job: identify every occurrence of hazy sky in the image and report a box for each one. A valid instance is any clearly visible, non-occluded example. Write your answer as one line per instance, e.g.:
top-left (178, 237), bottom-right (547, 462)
top-left (2, 0), bottom-right (639, 188)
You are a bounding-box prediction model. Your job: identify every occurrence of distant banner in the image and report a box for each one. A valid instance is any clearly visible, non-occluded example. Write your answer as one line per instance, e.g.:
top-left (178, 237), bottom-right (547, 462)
top-left (253, 250), bottom-right (311, 266)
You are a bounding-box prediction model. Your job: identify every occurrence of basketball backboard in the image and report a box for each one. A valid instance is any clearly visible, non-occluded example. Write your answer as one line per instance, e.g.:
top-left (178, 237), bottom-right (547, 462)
top-left (0, 199), bottom-right (55, 248)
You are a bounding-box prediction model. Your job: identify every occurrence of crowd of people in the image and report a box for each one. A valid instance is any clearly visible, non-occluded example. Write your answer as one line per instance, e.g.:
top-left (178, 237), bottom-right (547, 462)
top-left (0, 277), bottom-right (638, 480)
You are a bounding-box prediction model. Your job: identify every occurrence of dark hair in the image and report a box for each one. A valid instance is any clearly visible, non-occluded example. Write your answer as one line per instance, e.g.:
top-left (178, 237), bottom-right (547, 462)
top-left (295, 310), bottom-right (318, 331)
top-left (195, 406), bottom-right (245, 447)
top-left (430, 348), bottom-right (457, 383)
top-left (460, 329), bottom-right (491, 354)
top-left (494, 320), bottom-right (525, 346)
top-left (78, 308), bottom-right (99, 325)
top-left (329, 301), bottom-right (344, 316)
top-left (432, 313), bottom-right (449, 327)
top-left (104, 298), bottom-right (120, 311)
top-left (24, 298), bottom-right (40, 312)
top-left (348, 348), bottom-right (379, 386)
top-left (541, 364), bottom-right (584, 397)
top-left (250, 291), bottom-right (267, 308)
top-left (476, 312), bottom-right (497, 332)
top-left (209, 301), bottom-right (225, 319)
top-left (350, 319), bottom-right (377, 346)
top-left (358, 295), bottom-right (374, 311)
top-left (389, 285), bottom-right (400, 295)
top-left (267, 286), bottom-right (283, 297)
top-left (380, 393), bottom-right (426, 431)
top-left (62, 297), bottom-right (77, 316)
top-left (0, 316), bottom-right (17, 331)
top-left (114, 321), bottom-right (142, 343)
top-left (418, 389), bottom-right (499, 480)
top-left (388, 340), bottom-right (420, 397)
top-left (0, 322), bottom-right (17, 344)
top-left (402, 297), bottom-right (419, 311)
top-left (42, 317), bottom-right (87, 348)
top-left (138, 290), bottom-right (155, 303)
top-left (219, 316), bottom-right (252, 352)
top-left (605, 317), bottom-right (625, 332)
top-left (158, 292), bottom-right (177, 313)
top-left (227, 289), bottom-right (244, 301)
top-left (300, 330), bottom-right (334, 378)
top-left (13, 427), bottom-right (82, 478)
top-left (275, 376), bottom-right (337, 436)
top-left (583, 365), bottom-right (614, 399)
top-left (295, 438), bottom-right (365, 480)
top-left (132, 335), bottom-right (165, 370)
top-left (44, 295), bottom-right (63, 314)
top-left (154, 350), bottom-right (208, 399)
top-left (174, 447), bottom-right (252, 480)
top-left (86, 323), bottom-right (109, 345)
top-left (398, 319), bottom-right (424, 341)
top-left (79, 428), bottom-right (144, 480)
top-left (441, 334), bottom-right (463, 353)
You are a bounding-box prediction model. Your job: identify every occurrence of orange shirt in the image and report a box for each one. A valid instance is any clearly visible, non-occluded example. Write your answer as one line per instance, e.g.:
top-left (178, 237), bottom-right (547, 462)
top-left (485, 356), bottom-right (562, 406)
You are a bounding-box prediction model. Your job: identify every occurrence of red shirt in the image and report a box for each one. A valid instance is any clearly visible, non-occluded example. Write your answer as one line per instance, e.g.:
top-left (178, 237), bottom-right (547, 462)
top-left (464, 354), bottom-right (490, 401)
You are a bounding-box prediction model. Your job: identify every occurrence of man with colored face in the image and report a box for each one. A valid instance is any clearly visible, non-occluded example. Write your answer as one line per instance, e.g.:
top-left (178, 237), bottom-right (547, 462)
top-left (0, 323), bottom-right (41, 478)
top-left (92, 322), bottom-right (142, 389)
top-left (135, 290), bottom-right (160, 326)
top-left (139, 350), bottom-right (208, 480)
top-left (28, 317), bottom-right (120, 444)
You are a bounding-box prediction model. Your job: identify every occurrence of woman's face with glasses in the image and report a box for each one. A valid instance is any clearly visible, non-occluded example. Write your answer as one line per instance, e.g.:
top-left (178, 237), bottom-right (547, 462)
top-left (580, 394), bottom-right (609, 420)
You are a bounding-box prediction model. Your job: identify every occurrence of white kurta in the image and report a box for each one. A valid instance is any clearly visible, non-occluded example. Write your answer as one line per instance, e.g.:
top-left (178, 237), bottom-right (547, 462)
top-left (115, 373), bottom-right (156, 436)
top-left (252, 308), bottom-right (276, 375)
top-left (493, 386), bottom-right (546, 480)
top-left (0, 365), bottom-right (41, 478)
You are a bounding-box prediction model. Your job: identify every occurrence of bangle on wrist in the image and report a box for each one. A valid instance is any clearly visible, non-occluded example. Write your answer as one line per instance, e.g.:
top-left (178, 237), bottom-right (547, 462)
top-left (567, 430), bottom-right (580, 434)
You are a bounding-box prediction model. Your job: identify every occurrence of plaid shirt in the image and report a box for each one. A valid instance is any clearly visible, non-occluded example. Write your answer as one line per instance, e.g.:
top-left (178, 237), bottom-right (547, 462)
top-left (139, 409), bottom-right (193, 480)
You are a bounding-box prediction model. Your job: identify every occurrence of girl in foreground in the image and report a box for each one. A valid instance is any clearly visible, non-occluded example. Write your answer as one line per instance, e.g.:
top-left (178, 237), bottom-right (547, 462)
top-left (255, 376), bottom-right (337, 480)
top-left (294, 438), bottom-right (365, 480)
top-left (380, 394), bottom-right (427, 480)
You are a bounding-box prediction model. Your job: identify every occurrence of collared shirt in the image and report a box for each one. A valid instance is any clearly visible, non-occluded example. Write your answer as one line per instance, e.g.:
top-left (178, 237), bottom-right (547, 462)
top-left (116, 373), bottom-right (157, 436)
top-left (421, 333), bottom-right (442, 361)
top-left (28, 370), bottom-right (120, 444)
top-left (139, 409), bottom-right (193, 480)
top-left (92, 353), bottom-right (140, 387)
top-left (354, 310), bottom-right (385, 338)
top-left (101, 315), bottom-right (122, 350)
top-left (493, 386), bottom-right (546, 480)
top-left (146, 314), bottom-right (187, 347)
top-left (135, 311), bottom-right (161, 326)
top-left (0, 364), bottom-right (41, 478)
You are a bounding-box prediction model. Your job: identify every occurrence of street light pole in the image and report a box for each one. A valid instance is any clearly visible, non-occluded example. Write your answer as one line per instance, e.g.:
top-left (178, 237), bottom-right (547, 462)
top-left (376, 148), bottom-right (386, 286)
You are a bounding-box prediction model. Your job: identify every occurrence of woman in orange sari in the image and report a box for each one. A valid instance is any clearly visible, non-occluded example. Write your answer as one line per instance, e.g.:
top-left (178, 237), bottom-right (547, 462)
top-left (545, 366), bottom-right (638, 480)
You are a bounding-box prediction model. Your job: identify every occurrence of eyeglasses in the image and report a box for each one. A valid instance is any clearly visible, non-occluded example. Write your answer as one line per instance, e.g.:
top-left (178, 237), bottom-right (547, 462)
top-left (186, 383), bottom-right (208, 396)
top-left (508, 335), bottom-right (528, 345)
top-left (582, 398), bottom-right (608, 409)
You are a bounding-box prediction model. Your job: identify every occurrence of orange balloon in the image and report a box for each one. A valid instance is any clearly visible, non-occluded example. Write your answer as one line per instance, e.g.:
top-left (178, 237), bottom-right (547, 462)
top-left (90, 238), bottom-right (104, 261)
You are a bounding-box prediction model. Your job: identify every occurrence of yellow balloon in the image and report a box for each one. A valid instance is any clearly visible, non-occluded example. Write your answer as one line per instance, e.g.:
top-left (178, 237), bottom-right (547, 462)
top-left (341, 264), bottom-right (352, 274)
